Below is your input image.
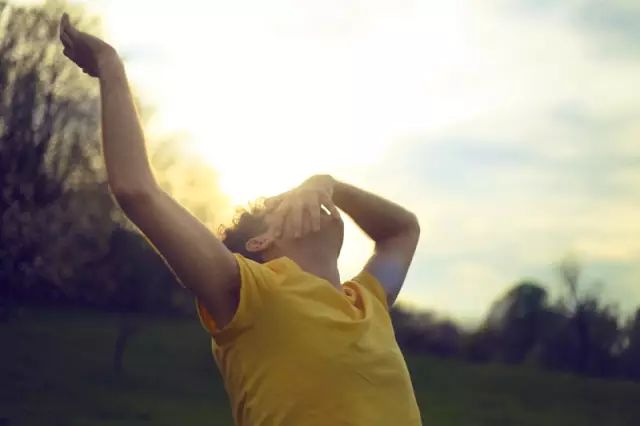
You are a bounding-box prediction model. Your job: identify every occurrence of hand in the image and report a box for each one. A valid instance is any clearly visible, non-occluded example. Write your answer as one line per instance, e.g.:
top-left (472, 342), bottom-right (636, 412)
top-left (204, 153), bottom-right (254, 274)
top-left (264, 175), bottom-right (340, 239)
top-left (59, 13), bottom-right (118, 77)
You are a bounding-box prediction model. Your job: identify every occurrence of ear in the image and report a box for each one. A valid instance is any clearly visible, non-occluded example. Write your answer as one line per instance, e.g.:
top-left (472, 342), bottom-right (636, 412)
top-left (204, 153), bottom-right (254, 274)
top-left (245, 233), bottom-right (274, 253)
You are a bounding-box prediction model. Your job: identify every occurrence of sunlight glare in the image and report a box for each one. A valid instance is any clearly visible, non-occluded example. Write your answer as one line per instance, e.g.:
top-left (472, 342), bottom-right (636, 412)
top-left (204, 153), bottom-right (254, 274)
top-left (102, 1), bottom-right (474, 205)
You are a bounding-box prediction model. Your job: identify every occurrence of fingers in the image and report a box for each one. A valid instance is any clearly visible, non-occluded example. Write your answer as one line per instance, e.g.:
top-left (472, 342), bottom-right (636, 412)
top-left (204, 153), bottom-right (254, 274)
top-left (60, 31), bottom-right (74, 49)
top-left (308, 200), bottom-right (322, 232)
top-left (289, 199), bottom-right (303, 238)
top-left (284, 208), bottom-right (296, 239)
top-left (60, 13), bottom-right (71, 38)
top-left (61, 44), bottom-right (79, 64)
top-left (297, 194), bottom-right (321, 237)
top-left (60, 13), bottom-right (76, 60)
top-left (267, 191), bottom-right (334, 240)
top-left (269, 207), bottom-right (286, 239)
top-left (301, 209), bottom-right (312, 236)
top-left (320, 192), bottom-right (340, 220)
top-left (264, 193), bottom-right (285, 212)
top-left (274, 198), bottom-right (304, 240)
top-left (61, 13), bottom-right (76, 36)
top-left (60, 13), bottom-right (80, 46)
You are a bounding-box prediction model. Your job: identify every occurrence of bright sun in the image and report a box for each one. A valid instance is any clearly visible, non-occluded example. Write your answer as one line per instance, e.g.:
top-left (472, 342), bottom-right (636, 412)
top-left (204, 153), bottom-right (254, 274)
top-left (96, 0), bottom-right (474, 284)
top-left (101, 1), bottom-right (472, 205)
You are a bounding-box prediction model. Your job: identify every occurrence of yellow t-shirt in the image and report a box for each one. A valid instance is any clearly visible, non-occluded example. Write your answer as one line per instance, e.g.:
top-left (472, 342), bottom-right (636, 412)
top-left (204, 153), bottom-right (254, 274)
top-left (196, 253), bottom-right (422, 426)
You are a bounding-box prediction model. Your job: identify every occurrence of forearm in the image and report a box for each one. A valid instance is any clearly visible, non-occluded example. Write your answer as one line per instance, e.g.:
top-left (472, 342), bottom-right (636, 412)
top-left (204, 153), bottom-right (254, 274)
top-left (332, 178), bottom-right (419, 242)
top-left (98, 53), bottom-right (156, 195)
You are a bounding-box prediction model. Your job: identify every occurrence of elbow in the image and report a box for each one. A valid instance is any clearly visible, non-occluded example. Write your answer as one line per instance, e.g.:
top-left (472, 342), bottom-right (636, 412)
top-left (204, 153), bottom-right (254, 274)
top-left (380, 212), bottom-right (420, 244)
top-left (401, 213), bottom-right (421, 246)
top-left (111, 182), bottom-right (158, 213)
top-left (405, 212), bottom-right (421, 235)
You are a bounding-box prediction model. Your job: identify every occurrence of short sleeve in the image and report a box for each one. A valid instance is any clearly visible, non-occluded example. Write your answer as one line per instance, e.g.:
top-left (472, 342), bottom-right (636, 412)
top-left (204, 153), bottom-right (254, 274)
top-left (195, 253), bottom-right (276, 345)
top-left (350, 269), bottom-right (389, 310)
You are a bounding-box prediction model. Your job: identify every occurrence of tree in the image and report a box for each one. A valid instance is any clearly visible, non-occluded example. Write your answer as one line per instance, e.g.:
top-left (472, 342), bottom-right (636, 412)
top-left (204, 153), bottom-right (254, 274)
top-left (484, 280), bottom-right (549, 363)
top-left (1, 0), bottom-right (234, 375)
top-left (534, 257), bottom-right (621, 377)
top-left (0, 1), bottom-right (231, 315)
top-left (0, 0), bottom-right (116, 317)
top-left (391, 304), bottom-right (462, 357)
top-left (620, 308), bottom-right (640, 380)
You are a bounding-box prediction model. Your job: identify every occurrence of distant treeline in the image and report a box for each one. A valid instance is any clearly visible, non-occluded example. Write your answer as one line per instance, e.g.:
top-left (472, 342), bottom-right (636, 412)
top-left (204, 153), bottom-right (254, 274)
top-left (391, 271), bottom-right (640, 382)
top-left (1, 0), bottom-right (638, 383)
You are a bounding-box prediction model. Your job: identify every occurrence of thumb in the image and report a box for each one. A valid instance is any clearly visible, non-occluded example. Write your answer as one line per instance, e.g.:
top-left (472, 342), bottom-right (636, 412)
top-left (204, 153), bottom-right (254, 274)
top-left (62, 13), bottom-right (78, 36)
top-left (264, 193), bottom-right (286, 211)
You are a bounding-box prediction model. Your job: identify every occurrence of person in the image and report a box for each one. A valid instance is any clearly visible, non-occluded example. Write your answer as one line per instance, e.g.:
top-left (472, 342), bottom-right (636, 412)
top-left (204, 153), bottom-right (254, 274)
top-left (59, 12), bottom-right (422, 426)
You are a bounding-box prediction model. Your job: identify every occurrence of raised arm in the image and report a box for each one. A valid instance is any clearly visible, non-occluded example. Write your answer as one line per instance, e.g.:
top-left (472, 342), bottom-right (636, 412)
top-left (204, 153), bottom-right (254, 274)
top-left (59, 14), bottom-right (239, 328)
top-left (265, 175), bottom-right (420, 307)
top-left (332, 178), bottom-right (420, 307)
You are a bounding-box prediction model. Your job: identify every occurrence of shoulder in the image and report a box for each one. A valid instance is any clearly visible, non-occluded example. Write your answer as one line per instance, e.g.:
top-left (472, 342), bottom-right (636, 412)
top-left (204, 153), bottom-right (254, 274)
top-left (349, 269), bottom-right (389, 311)
top-left (196, 253), bottom-right (283, 342)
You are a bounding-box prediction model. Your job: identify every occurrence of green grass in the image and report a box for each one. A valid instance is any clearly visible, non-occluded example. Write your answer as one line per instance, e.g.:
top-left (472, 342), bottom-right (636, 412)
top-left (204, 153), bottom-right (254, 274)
top-left (1, 308), bottom-right (639, 425)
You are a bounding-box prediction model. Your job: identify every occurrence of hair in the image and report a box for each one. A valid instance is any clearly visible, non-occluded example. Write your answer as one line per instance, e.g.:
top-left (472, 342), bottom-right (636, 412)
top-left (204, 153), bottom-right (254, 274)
top-left (218, 199), bottom-right (269, 263)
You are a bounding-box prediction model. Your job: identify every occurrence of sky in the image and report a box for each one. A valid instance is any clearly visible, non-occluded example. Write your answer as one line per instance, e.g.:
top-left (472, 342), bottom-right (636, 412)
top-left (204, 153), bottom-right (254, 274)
top-left (19, 0), bottom-right (640, 325)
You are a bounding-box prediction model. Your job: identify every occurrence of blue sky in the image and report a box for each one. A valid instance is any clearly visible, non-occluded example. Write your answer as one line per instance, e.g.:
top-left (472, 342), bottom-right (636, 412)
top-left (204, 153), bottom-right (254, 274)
top-left (25, 0), bottom-right (639, 325)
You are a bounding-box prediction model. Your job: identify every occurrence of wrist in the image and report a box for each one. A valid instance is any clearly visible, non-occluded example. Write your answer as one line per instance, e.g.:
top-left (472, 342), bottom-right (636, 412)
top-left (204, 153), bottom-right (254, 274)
top-left (97, 48), bottom-right (123, 78)
top-left (303, 174), bottom-right (335, 193)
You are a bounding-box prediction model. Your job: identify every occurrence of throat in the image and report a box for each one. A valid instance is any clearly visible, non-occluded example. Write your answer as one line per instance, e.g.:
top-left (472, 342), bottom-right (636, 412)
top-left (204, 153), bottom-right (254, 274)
top-left (288, 253), bottom-right (341, 288)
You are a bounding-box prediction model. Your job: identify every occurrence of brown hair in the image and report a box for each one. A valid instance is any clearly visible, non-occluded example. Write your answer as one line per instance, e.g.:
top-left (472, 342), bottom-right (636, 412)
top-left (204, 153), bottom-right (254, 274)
top-left (218, 199), bottom-right (269, 263)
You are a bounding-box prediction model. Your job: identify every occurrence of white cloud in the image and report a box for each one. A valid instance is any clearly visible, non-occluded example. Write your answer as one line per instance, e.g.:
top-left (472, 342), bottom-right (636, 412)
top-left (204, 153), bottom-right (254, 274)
top-left (89, 0), bottom-right (640, 324)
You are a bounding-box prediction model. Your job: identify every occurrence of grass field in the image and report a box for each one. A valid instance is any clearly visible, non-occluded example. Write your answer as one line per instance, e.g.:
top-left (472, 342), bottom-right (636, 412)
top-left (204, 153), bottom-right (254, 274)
top-left (1, 308), bottom-right (639, 426)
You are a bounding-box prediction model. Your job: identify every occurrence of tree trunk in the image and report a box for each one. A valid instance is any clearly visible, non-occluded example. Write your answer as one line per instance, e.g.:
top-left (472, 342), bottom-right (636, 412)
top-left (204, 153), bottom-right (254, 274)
top-left (113, 314), bottom-right (137, 376)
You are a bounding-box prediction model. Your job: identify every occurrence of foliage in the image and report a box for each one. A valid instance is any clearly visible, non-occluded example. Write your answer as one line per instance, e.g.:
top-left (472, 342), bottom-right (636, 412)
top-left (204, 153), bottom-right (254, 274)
top-left (0, 1), bottom-right (229, 319)
top-left (0, 0), bottom-right (116, 312)
top-left (3, 309), bottom-right (640, 426)
top-left (393, 257), bottom-right (640, 382)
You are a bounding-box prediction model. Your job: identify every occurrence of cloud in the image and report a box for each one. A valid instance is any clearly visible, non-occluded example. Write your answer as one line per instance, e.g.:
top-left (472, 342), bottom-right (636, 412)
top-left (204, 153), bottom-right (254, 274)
top-left (508, 0), bottom-right (640, 57)
top-left (381, 110), bottom-right (640, 321)
top-left (362, 0), bottom-right (640, 322)
top-left (98, 0), bottom-right (640, 325)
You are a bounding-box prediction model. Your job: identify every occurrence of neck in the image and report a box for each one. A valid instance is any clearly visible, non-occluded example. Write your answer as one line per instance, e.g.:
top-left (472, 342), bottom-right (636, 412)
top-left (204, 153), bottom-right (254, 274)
top-left (284, 246), bottom-right (341, 288)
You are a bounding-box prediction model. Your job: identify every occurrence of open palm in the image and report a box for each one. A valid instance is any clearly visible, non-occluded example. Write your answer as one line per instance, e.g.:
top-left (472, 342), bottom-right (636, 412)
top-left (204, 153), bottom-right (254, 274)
top-left (264, 175), bottom-right (340, 239)
top-left (59, 13), bottom-right (115, 77)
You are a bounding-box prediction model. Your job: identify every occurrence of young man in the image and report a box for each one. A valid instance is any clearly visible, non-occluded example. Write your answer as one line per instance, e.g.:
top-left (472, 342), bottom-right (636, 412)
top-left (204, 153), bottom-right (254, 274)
top-left (59, 13), bottom-right (422, 425)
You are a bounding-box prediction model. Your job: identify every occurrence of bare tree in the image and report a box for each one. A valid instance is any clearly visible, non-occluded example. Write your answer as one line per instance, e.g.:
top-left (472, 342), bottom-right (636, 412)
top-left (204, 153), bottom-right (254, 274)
top-left (0, 1), bottom-right (115, 317)
top-left (554, 256), bottom-right (620, 376)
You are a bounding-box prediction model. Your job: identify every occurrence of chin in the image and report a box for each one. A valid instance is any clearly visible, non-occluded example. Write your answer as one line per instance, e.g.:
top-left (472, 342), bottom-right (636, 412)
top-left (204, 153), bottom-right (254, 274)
top-left (295, 224), bottom-right (343, 257)
top-left (320, 227), bottom-right (344, 257)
